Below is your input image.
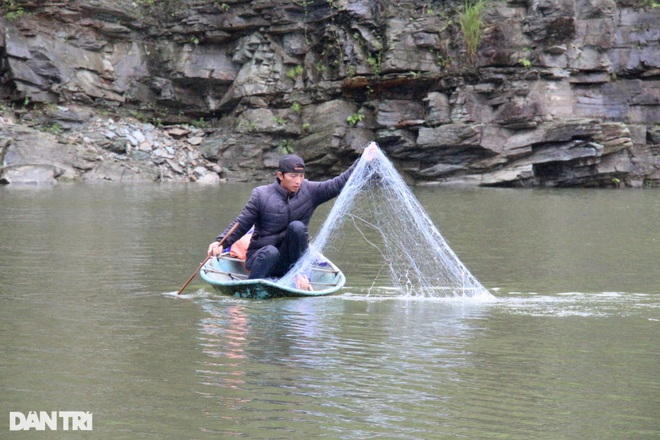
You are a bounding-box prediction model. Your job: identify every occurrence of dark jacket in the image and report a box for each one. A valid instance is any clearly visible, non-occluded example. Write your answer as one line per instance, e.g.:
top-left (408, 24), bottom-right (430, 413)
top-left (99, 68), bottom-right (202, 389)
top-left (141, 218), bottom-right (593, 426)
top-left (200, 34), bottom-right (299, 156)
top-left (217, 161), bottom-right (357, 259)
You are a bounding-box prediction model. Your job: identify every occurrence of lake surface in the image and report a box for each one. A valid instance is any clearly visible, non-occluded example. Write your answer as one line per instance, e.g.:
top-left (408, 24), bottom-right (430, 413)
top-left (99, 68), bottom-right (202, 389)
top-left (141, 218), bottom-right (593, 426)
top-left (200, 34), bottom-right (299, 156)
top-left (1, 183), bottom-right (658, 439)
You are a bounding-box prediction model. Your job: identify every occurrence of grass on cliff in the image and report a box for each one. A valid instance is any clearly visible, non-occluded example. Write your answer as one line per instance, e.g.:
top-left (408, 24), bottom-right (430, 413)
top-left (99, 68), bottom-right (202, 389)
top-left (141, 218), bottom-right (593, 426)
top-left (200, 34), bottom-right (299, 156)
top-left (458, 0), bottom-right (487, 62)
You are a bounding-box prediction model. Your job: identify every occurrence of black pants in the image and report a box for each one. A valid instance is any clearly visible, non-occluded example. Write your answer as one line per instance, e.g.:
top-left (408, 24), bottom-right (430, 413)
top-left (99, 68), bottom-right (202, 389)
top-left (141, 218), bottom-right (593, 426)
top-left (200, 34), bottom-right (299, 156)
top-left (245, 221), bottom-right (308, 279)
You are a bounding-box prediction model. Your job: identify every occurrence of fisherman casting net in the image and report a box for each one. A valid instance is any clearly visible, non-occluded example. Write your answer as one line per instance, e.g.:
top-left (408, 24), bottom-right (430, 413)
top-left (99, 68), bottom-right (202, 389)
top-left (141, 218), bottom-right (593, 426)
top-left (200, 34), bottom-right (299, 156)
top-left (278, 143), bottom-right (491, 298)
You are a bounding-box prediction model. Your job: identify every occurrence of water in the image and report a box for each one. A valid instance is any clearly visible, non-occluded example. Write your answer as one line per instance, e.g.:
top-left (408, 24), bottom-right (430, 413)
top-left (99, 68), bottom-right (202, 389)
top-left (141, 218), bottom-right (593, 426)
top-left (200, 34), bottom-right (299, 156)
top-left (1, 183), bottom-right (658, 439)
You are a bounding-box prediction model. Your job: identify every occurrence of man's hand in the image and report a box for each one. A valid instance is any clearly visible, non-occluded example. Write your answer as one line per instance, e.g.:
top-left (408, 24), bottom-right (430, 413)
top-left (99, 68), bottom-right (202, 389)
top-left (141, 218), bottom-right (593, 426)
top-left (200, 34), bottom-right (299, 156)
top-left (207, 241), bottom-right (224, 257)
top-left (363, 142), bottom-right (378, 162)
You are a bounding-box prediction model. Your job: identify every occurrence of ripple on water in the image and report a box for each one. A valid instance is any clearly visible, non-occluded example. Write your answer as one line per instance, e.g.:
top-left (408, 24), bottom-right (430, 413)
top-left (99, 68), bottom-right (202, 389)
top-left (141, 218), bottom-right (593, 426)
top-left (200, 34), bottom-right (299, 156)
top-left (491, 290), bottom-right (659, 319)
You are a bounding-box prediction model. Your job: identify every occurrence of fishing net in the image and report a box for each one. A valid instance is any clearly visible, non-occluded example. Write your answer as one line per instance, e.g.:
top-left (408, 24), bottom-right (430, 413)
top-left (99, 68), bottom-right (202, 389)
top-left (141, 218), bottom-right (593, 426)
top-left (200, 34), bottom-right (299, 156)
top-left (278, 142), bottom-right (491, 298)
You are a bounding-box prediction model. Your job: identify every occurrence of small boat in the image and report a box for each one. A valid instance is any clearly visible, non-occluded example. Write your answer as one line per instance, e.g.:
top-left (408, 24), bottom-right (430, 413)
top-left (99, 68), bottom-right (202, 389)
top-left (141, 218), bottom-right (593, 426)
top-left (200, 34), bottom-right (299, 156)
top-left (199, 254), bottom-right (346, 299)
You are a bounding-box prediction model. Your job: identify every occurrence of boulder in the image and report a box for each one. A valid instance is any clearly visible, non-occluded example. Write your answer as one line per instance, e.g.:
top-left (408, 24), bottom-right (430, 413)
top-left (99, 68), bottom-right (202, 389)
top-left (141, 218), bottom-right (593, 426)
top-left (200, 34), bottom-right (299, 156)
top-left (0, 164), bottom-right (62, 185)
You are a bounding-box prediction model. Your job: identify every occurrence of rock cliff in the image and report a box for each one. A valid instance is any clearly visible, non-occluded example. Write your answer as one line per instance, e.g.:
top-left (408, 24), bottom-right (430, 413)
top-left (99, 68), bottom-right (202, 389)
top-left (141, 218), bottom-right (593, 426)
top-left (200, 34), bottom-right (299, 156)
top-left (1, 0), bottom-right (659, 186)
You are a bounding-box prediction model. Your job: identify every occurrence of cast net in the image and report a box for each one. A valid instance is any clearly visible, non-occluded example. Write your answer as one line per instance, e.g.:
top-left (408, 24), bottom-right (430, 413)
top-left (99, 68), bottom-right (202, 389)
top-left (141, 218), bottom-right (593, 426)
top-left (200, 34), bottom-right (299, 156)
top-left (278, 142), bottom-right (492, 298)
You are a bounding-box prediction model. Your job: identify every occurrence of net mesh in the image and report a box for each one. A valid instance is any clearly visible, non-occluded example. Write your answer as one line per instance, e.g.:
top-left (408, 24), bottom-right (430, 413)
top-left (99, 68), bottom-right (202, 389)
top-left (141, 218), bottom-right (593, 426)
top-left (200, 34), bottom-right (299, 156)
top-left (278, 143), bottom-right (492, 298)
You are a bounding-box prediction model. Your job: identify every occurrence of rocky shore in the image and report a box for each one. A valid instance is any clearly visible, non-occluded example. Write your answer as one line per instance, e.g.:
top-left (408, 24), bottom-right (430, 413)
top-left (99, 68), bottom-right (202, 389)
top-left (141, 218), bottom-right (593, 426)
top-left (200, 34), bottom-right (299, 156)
top-left (0, 105), bottom-right (224, 184)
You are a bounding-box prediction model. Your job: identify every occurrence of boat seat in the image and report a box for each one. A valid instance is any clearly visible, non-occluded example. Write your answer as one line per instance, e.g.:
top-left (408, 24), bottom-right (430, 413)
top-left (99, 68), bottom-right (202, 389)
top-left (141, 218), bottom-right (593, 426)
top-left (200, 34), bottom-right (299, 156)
top-left (203, 267), bottom-right (249, 280)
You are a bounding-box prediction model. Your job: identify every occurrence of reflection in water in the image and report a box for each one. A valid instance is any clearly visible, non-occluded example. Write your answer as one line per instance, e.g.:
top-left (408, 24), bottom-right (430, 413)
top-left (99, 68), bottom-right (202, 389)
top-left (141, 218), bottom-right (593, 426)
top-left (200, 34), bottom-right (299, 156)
top-left (192, 296), bottom-right (496, 437)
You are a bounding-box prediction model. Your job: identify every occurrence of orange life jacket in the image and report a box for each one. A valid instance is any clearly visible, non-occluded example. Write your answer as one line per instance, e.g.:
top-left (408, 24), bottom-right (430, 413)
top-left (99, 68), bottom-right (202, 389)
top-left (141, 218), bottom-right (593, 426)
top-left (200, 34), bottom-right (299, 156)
top-left (229, 232), bottom-right (252, 260)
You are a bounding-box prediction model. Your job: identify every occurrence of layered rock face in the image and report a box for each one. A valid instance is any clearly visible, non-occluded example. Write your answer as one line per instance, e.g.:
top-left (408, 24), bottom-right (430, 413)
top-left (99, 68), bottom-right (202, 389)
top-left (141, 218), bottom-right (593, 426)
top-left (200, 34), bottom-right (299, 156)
top-left (1, 0), bottom-right (658, 186)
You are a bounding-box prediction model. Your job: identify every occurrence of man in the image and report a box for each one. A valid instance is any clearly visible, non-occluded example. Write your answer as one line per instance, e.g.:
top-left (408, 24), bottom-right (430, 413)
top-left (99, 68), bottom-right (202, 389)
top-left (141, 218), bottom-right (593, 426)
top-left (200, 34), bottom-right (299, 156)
top-left (208, 144), bottom-right (377, 280)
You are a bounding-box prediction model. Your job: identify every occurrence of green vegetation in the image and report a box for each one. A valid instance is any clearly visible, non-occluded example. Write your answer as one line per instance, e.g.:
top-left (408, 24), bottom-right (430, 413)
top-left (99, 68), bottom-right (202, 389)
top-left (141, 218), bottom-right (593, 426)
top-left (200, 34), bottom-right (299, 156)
top-left (241, 120), bottom-right (258, 132)
top-left (2, 0), bottom-right (24, 20)
top-left (277, 139), bottom-right (295, 154)
top-left (458, 0), bottom-right (487, 62)
top-left (41, 123), bottom-right (63, 135)
top-left (368, 38), bottom-right (384, 76)
top-left (346, 112), bottom-right (364, 126)
top-left (286, 65), bottom-right (304, 79)
top-left (274, 117), bottom-right (287, 126)
top-left (367, 52), bottom-right (382, 76)
top-left (190, 117), bottom-right (205, 129)
top-left (291, 102), bottom-right (302, 114)
top-left (295, 0), bottom-right (312, 43)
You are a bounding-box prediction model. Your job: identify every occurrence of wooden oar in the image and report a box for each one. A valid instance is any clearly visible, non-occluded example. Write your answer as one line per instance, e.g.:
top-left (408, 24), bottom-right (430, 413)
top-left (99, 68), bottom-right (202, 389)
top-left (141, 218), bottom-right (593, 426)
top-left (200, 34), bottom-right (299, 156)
top-left (177, 222), bottom-right (239, 295)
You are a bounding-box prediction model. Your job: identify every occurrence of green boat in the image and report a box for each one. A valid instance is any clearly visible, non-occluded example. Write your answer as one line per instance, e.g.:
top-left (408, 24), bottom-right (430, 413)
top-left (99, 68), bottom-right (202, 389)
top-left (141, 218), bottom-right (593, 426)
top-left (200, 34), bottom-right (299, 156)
top-left (199, 254), bottom-right (346, 299)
